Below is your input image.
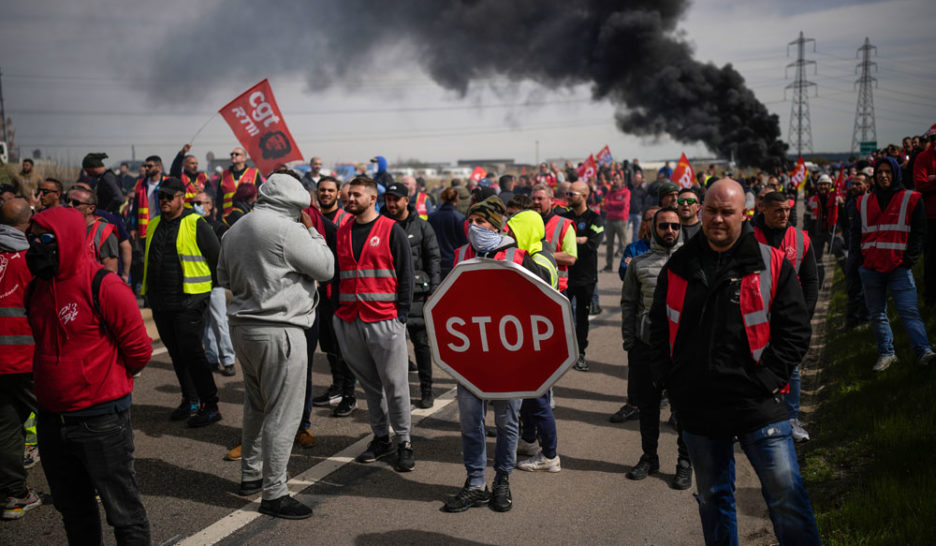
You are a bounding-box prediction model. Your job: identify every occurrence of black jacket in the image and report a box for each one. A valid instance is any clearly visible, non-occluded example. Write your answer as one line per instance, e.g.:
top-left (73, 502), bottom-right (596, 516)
top-left (146, 210), bottom-right (220, 311)
top-left (649, 225), bottom-right (811, 436)
top-left (847, 185), bottom-right (927, 270)
top-left (752, 215), bottom-right (819, 319)
top-left (95, 170), bottom-right (125, 214)
top-left (382, 206), bottom-right (441, 324)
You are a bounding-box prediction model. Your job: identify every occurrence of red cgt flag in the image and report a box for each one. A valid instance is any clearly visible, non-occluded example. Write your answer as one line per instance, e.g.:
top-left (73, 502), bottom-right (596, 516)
top-left (672, 153), bottom-right (695, 189)
top-left (577, 154), bottom-right (597, 181)
top-left (791, 157), bottom-right (809, 191)
top-left (470, 166), bottom-right (487, 183)
top-left (219, 79), bottom-right (303, 175)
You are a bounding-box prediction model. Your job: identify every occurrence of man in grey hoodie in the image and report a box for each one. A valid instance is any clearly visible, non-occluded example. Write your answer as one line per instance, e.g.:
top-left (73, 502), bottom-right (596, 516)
top-left (217, 173), bottom-right (334, 520)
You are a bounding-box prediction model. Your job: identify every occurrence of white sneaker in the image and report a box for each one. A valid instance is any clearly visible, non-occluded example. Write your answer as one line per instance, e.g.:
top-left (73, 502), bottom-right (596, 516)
top-left (917, 349), bottom-right (936, 367)
top-left (873, 354), bottom-right (897, 372)
top-left (790, 419), bottom-right (810, 443)
top-left (517, 451), bottom-right (561, 473)
top-left (516, 439), bottom-right (539, 457)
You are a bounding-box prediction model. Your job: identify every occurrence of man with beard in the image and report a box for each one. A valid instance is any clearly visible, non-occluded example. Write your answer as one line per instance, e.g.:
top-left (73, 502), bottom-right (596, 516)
top-left (170, 144), bottom-right (210, 206)
top-left (649, 179), bottom-right (819, 545)
top-left (561, 181), bottom-right (604, 371)
top-left (301, 156), bottom-right (324, 195)
top-left (752, 192), bottom-right (819, 443)
top-left (217, 148), bottom-right (262, 219)
top-left (12, 159), bottom-right (41, 207)
top-left (80, 153), bottom-right (124, 214)
top-left (676, 188), bottom-right (702, 241)
top-left (621, 207), bottom-right (692, 489)
top-left (382, 182), bottom-right (441, 408)
top-left (333, 177), bottom-right (415, 472)
top-left (531, 184), bottom-right (577, 294)
top-left (850, 157), bottom-right (935, 371)
top-left (804, 174), bottom-right (839, 286)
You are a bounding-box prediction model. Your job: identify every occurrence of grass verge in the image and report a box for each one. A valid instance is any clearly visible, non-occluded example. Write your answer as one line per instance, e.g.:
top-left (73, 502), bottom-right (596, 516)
top-left (801, 265), bottom-right (936, 545)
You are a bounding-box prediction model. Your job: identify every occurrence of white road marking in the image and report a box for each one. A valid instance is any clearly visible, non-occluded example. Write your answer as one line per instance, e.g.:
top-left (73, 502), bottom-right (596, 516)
top-left (152, 346), bottom-right (168, 357)
top-left (177, 387), bottom-right (457, 546)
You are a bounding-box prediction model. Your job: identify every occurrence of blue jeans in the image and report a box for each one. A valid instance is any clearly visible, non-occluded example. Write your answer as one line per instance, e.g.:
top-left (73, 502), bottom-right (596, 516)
top-left (859, 266), bottom-right (932, 358)
top-left (520, 391), bottom-right (557, 458)
top-left (682, 421), bottom-right (820, 546)
top-left (629, 212), bottom-right (643, 243)
top-left (783, 366), bottom-right (801, 419)
top-left (456, 385), bottom-right (521, 487)
top-left (204, 287), bottom-right (235, 367)
top-left (38, 409), bottom-right (150, 545)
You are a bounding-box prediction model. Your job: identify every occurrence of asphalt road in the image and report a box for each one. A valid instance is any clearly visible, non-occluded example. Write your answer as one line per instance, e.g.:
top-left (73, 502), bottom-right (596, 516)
top-left (2, 268), bottom-right (782, 546)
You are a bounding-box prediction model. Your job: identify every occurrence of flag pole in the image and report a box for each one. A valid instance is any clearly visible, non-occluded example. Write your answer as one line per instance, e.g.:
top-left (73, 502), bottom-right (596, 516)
top-left (190, 113), bottom-right (218, 144)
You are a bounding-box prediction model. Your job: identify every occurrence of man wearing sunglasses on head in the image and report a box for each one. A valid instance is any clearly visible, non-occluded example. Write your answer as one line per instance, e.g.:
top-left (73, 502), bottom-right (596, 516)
top-left (216, 148), bottom-right (262, 219)
top-left (676, 188), bottom-right (702, 241)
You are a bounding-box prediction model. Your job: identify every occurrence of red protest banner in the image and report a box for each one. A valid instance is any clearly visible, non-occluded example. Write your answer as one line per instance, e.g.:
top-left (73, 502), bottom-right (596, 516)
top-left (219, 79), bottom-right (303, 175)
top-left (791, 157), bottom-right (808, 191)
top-left (576, 154), bottom-right (597, 181)
top-left (470, 166), bottom-right (486, 183)
top-left (672, 153), bottom-right (695, 189)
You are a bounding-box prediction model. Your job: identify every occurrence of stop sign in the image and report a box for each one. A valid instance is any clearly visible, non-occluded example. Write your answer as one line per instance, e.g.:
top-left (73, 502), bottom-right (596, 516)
top-left (424, 257), bottom-right (578, 400)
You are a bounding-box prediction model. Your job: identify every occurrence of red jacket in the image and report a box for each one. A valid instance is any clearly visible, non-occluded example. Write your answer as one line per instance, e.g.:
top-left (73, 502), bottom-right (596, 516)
top-left (604, 187), bottom-right (631, 221)
top-left (912, 146), bottom-right (936, 219)
top-left (27, 207), bottom-right (152, 413)
top-left (0, 246), bottom-right (34, 375)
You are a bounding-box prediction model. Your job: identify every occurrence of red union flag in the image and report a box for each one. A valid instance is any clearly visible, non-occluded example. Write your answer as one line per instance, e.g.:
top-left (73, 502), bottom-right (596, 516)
top-left (577, 154), bottom-right (597, 181)
top-left (219, 79), bottom-right (303, 174)
top-left (596, 145), bottom-right (613, 167)
top-left (791, 157), bottom-right (809, 191)
top-left (470, 166), bottom-right (486, 183)
top-left (672, 153), bottom-right (695, 189)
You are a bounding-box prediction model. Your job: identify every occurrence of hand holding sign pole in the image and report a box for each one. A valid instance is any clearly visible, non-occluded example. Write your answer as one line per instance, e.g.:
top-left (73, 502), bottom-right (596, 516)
top-left (219, 79), bottom-right (304, 174)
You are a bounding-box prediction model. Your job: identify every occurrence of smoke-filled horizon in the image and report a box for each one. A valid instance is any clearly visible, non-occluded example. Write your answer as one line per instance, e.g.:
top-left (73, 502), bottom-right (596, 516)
top-left (145, 0), bottom-right (787, 169)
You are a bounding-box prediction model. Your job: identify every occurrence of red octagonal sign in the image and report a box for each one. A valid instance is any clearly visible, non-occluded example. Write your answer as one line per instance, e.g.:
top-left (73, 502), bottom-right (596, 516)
top-left (424, 257), bottom-right (578, 400)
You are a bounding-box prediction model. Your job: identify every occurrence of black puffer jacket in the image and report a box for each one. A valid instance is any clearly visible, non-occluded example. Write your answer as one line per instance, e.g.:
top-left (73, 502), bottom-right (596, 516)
top-left (649, 224), bottom-right (811, 436)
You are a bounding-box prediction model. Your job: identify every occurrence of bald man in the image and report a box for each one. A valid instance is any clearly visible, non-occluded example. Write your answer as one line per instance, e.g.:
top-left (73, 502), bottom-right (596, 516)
top-left (649, 180), bottom-right (819, 545)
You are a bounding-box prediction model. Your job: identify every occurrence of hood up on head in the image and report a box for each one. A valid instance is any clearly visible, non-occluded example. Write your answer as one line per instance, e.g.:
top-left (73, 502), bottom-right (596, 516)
top-left (256, 173), bottom-right (313, 217)
top-left (374, 156), bottom-right (388, 173)
top-left (30, 207), bottom-right (90, 280)
top-left (874, 156), bottom-right (903, 189)
top-left (506, 209), bottom-right (545, 255)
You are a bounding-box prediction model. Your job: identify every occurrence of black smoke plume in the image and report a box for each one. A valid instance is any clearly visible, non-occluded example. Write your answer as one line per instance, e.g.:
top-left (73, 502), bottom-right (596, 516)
top-left (146, 0), bottom-right (787, 169)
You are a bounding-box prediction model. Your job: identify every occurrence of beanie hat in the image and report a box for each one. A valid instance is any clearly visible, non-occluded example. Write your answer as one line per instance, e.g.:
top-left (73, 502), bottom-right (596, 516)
top-left (658, 181), bottom-right (679, 199)
top-left (82, 152), bottom-right (108, 169)
top-left (467, 196), bottom-right (506, 231)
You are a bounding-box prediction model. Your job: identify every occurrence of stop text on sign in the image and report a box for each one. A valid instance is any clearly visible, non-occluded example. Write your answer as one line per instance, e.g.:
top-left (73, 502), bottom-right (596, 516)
top-left (445, 315), bottom-right (554, 352)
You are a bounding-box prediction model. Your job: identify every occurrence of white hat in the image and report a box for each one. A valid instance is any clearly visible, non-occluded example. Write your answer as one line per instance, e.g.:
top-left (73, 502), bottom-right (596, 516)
top-left (818, 174), bottom-right (833, 185)
top-left (861, 167), bottom-right (874, 177)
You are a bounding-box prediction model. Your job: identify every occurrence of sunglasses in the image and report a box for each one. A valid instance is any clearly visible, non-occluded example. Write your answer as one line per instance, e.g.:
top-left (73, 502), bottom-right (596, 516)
top-left (658, 222), bottom-right (681, 231)
top-left (194, 200), bottom-right (211, 205)
top-left (38, 188), bottom-right (59, 195)
top-left (565, 191), bottom-right (582, 197)
top-left (677, 198), bottom-right (698, 205)
top-left (30, 232), bottom-right (56, 245)
top-left (158, 192), bottom-right (181, 201)
top-left (230, 152), bottom-right (243, 157)
top-left (68, 199), bottom-right (91, 207)
top-left (142, 164), bottom-right (155, 169)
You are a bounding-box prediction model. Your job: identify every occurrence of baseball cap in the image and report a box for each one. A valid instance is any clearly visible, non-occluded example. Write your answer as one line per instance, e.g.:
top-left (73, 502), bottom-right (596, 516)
top-left (157, 178), bottom-right (186, 196)
top-left (385, 183), bottom-right (408, 198)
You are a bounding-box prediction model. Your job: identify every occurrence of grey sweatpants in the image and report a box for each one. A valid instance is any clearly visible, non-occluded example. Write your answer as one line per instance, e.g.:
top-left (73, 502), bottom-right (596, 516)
top-left (333, 317), bottom-right (411, 442)
top-left (231, 323), bottom-right (306, 501)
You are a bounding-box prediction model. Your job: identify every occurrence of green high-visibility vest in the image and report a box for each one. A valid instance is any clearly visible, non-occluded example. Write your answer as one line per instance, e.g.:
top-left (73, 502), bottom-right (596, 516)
top-left (141, 213), bottom-right (212, 295)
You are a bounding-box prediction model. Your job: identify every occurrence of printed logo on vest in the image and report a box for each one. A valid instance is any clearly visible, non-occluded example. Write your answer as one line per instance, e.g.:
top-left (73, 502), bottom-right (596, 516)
top-left (59, 302), bottom-right (79, 325)
top-left (369, 235), bottom-right (381, 247)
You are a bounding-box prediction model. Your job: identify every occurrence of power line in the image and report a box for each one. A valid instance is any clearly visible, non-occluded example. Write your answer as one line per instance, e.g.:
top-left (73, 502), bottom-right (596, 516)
top-left (785, 31), bottom-right (817, 156)
top-left (852, 37), bottom-right (877, 154)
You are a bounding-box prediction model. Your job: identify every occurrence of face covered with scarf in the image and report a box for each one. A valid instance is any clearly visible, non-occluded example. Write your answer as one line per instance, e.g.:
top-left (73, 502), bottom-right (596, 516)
top-left (466, 196), bottom-right (507, 252)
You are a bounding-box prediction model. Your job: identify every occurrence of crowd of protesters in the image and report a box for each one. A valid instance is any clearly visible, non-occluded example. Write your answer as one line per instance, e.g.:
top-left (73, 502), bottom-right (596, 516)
top-left (1, 129), bottom-right (935, 544)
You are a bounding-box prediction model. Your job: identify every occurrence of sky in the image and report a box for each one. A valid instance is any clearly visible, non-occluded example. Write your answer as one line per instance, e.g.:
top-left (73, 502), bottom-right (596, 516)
top-left (0, 0), bottom-right (932, 170)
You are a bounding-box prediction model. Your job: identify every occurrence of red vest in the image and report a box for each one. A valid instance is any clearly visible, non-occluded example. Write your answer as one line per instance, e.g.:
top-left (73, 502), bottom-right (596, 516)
top-left (220, 167), bottom-right (260, 217)
top-left (181, 171), bottom-right (208, 206)
top-left (543, 215), bottom-right (575, 291)
top-left (858, 190), bottom-right (921, 273)
top-left (805, 193), bottom-right (838, 231)
top-left (414, 192), bottom-right (430, 220)
top-left (335, 215), bottom-right (399, 323)
top-left (327, 208), bottom-right (352, 229)
top-left (133, 176), bottom-right (165, 238)
top-left (0, 250), bottom-right (34, 374)
top-left (666, 243), bottom-right (783, 365)
top-left (453, 244), bottom-right (527, 266)
top-left (753, 225), bottom-right (811, 273)
top-left (86, 219), bottom-right (117, 264)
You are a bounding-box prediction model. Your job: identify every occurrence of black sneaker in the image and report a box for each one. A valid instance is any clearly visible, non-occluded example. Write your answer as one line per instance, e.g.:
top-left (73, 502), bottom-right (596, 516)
top-left (588, 303), bottom-right (602, 316)
top-left (332, 396), bottom-right (357, 417)
top-left (219, 365), bottom-right (236, 377)
top-left (312, 386), bottom-right (342, 407)
top-left (170, 400), bottom-right (199, 421)
top-left (237, 479), bottom-right (262, 496)
top-left (258, 495), bottom-right (312, 520)
top-left (356, 436), bottom-right (394, 463)
top-left (609, 404), bottom-right (639, 423)
top-left (418, 389), bottom-right (434, 409)
top-left (573, 354), bottom-right (589, 372)
top-left (395, 441), bottom-right (415, 472)
top-left (670, 460), bottom-right (693, 490)
top-left (187, 406), bottom-right (222, 428)
top-left (490, 473), bottom-right (512, 512)
top-left (442, 480), bottom-right (490, 513)
top-left (626, 456), bottom-right (660, 480)
top-left (601, 265), bottom-right (613, 273)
